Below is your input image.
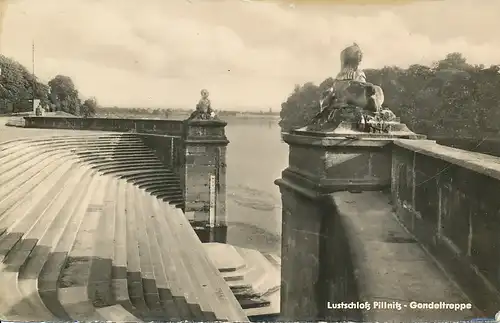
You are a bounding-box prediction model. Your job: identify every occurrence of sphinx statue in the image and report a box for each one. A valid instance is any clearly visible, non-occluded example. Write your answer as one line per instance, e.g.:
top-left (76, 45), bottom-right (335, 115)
top-left (308, 43), bottom-right (396, 133)
top-left (187, 89), bottom-right (217, 120)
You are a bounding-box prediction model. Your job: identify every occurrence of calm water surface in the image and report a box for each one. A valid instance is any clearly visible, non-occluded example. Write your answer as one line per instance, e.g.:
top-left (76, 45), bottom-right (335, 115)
top-left (224, 117), bottom-right (288, 255)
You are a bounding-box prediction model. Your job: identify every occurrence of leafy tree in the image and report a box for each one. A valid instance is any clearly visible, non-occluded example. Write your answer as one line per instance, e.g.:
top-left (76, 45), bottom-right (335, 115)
top-left (80, 97), bottom-right (98, 118)
top-left (435, 52), bottom-right (468, 71)
top-left (279, 78), bottom-right (334, 132)
top-left (0, 55), bottom-right (49, 111)
top-left (48, 75), bottom-right (81, 115)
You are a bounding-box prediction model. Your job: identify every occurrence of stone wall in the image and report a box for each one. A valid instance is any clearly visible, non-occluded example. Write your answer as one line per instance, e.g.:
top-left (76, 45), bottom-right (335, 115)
top-left (24, 116), bottom-right (185, 135)
top-left (391, 139), bottom-right (500, 315)
top-left (277, 131), bottom-right (500, 320)
top-left (276, 132), bottom-right (395, 321)
top-left (23, 116), bottom-right (229, 243)
top-left (276, 180), bottom-right (362, 321)
top-left (137, 133), bottom-right (184, 176)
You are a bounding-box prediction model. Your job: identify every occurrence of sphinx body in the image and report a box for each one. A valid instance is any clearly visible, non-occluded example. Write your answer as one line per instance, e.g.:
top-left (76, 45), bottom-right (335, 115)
top-left (319, 80), bottom-right (385, 114)
top-left (309, 43), bottom-right (395, 132)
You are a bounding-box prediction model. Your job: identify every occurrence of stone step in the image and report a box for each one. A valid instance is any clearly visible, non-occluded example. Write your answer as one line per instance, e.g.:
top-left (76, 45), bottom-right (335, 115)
top-left (74, 145), bottom-right (153, 153)
top-left (1, 138), bottom-right (145, 156)
top-left (0, 153), bottom-right (76, 236)
top-left (0, 144), bottom-right (141, 169)
top-left (138, 189), bottom-right (182, 321)
top-left (89, 160), bottom-right (164, 168)
top-left (0, 161), bottom-right (89, 320)
top-left (79, 155), bottom-right (158, 163)
top-left (0, 148), bottom-right (71, 189)
top-left (17, 167), bottom-right (96, 321)
top-left (132, 186), bottom-right (164, 319)
top-left (72, 147), bottom-right (154, 154)
top-left (204, 243), bottom-right (281, 318)
top-left (148, 197), bottom-right (205, 319)
top-left (118, 169), bottom-right (176, 179)
top-left (152, 199), bottom-right (213, 321)
top-left (111, 179), bottom-right (136, 315)
top-left (158, 201), bottom-right (225, 321)
top-left (58, 175), bottom-right (110, 320)
top-left (72, 147), bottom-right (154, 155)
top-left (239, 248), bottom-right (280, 296)
top-left (88, 176), bottom-right (119, 308)
top-left (95, 304), bottom-right (142, 322)
top-left (147, 188), bottom-right (183, 197)
top-left (38, 170), bottom-right (102, 320)
top-left (263, 253), bottom-right (281, 268)
top-left (0, 143), bottom-right (41, 163)
top-left (170, 208), bottom-right (244, 321)
top-left (100, 165), bottom-right (167, 175)
top-left (0, 160), bottom-right (76, 262)
top-left (159, 197), bottom-right (185, 208)
top-left (73, 149), bottom-right (156, 157)
top-left (0, 135), bottom-right (247, 322)
top-left (135, 177), bottom-right (181, 187)
top-left (9, 136), bottom-right (143, 147)
top-left (124, 182), bottom-right (150, 317)
top-left (239, 298), bottom-right (271, 310)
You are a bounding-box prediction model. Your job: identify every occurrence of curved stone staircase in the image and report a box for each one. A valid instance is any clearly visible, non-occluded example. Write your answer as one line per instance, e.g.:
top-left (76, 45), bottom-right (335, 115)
top-left (0, 134), bottom-right (248, 322)
top-left (204, 243), bottom-right (281, 319)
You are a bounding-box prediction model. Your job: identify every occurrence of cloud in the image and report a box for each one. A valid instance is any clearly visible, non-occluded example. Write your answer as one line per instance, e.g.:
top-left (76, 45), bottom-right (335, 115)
top-left (1, 0), bottom-right (499, 110)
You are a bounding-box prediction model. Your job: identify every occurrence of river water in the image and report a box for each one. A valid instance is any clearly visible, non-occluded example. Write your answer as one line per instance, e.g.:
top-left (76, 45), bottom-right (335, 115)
top-left (224, 117), bottom-right (288, 255)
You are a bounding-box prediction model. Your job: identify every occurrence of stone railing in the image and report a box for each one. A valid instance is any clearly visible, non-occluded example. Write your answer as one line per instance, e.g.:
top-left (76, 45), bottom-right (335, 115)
top-left (392, 139), bottom-right (500, 316)
top-left (23, 116), bottom-right (185, 135)
top-left (277, 129), bottom-right (500, 321)
top-left (23, 116), bottom-right (229, 243)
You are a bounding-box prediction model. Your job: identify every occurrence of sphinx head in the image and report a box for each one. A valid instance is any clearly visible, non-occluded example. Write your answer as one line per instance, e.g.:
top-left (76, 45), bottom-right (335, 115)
top-left (201, 89), bottom-right (209, 99)
top-left (340, 43), bottom-right (363, 69)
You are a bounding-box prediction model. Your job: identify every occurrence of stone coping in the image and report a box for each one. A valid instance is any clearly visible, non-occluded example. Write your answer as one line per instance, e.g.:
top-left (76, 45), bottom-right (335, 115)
top-left (395, 139), bottom-right (500, 181)
top-left (332, 191), bottom-right (479, 322)
top-left (24, 116), bottom-right (227, 126)
top-left (282, 132), bottom-right (411, 147)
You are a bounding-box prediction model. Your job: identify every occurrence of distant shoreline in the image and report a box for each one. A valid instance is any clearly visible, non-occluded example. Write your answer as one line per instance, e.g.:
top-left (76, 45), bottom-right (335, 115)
top-left (0, 111), bottom-right (281, 122)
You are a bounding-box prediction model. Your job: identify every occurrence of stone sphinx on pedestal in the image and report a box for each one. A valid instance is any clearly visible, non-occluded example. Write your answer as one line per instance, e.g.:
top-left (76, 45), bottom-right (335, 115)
top-left (301, 43), bottom-right (416, 138)
top-left (187, 89), bottom-right (217, 120)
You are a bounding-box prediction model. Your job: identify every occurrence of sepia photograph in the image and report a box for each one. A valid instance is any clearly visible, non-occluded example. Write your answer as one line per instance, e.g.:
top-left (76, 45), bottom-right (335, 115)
top-left (0, 0), bottom-right (499, 322)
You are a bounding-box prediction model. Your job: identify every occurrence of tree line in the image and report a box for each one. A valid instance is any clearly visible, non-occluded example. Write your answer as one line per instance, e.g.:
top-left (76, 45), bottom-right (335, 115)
top-left (279, 53), bottom-right (500, 138)
top-left (0, 55), bottom-right (98, 117)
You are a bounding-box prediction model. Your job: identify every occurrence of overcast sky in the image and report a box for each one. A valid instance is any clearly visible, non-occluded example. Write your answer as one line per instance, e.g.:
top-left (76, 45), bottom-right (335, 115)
top-left (0, 0), bottom-right (499, 110)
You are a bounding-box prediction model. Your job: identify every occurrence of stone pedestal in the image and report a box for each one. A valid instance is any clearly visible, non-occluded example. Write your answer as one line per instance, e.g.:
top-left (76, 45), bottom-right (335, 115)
top-left (275, 121), bottom-right (423, 320)
top-left (182, 120), bottom-right (229, 243)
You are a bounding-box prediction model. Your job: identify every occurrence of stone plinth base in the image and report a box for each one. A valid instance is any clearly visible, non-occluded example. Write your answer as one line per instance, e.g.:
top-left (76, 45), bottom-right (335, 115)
top-left (295, 121), bottom-right (425, 139)
top-left (281, 122), bottom-right (425, 193)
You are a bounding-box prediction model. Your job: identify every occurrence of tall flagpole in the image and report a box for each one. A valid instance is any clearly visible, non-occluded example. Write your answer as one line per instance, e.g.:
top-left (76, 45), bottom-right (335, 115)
top-left (32, 39), bottom-right (36, 114)
top-left (32, 40), bottom-right (35, 77)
